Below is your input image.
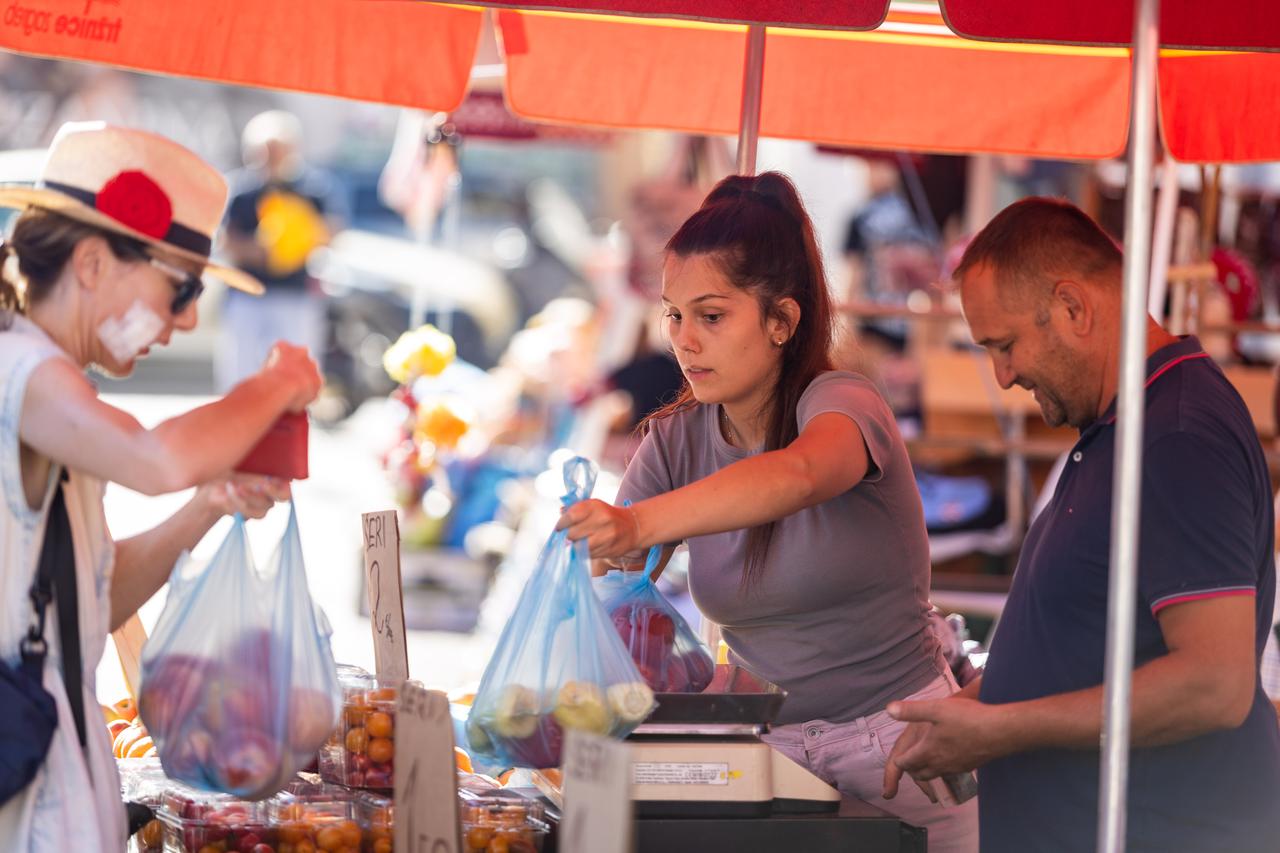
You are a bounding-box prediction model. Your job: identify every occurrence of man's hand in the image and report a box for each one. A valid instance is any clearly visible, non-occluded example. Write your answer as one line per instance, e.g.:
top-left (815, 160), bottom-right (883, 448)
top-left (883, 720), bottom-right (944, 802)
top-left (885, 697), bottom-right (1006, 789)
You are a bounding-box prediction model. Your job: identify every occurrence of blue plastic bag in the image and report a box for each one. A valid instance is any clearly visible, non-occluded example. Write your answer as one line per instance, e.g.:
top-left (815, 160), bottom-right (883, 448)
top-left (465, 457), bottom-right (656, 768)
top-left (593, 546), bottom-right (715, 694)
top-left (139, 504), bottom-right (341, 799)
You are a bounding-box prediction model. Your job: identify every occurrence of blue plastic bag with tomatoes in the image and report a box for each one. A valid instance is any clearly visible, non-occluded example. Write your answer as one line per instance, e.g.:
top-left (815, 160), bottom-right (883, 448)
top-left (465, 457), bottom-right (656, 769)
top-left (593, 546), bottom-right (715, 694)
top-left (138, 504), bottom-right (341, 799)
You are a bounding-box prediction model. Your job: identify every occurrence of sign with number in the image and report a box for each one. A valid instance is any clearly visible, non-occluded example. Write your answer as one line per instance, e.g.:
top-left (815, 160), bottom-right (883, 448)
top-left (395, 683), bottom-right (461, 853)
top-left (561, 730), bottom-right (633, 853)
top-left (362, 509), bottom-right (409, 679)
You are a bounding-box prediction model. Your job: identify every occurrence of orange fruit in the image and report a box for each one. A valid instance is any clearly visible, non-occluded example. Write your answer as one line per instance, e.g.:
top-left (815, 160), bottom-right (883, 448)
top-left (454, 747), bottom-right (473, 774)
top-left (367, 737), bottom-right (393, 764)
top-left (366, 711), bottom-right (393, 739)
top-left (139, 819), bottom-right (163, 847)
top-left (106, 718), bottom-right (130, 741)
top-left (101, 703), bottom-right (122, 724)
top-left (278, 821), bottom-right (309, 844)
top-left (366, 687), bottom-right (398, 704)
top-left (113, 724), bottom-right (146, 759)
top-left (314, 826), bottom-right (343, 851)
top-left (345, 727), bottom-right (368, 755)
top-left (126, 735), bottom-right (155, 758)
top-left (112, 697), bottom-right (139, 722)
top-left (338, 820), bottom-right (362, 846)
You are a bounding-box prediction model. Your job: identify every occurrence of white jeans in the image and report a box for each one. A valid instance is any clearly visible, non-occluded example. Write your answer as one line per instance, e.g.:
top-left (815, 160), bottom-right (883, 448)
top-left (217, 287), bottom-right (325, 392)
top-left (762, 673), bottom-right (979, 853)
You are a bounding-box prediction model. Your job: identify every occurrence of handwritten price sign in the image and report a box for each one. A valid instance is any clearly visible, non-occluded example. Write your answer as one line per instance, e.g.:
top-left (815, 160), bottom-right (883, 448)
top-left (363, 510), bottom-right (409, 679)
top-left (396, 683), bottom-right (461, 853)
top-left (561, 730), bottom-right (633, 853)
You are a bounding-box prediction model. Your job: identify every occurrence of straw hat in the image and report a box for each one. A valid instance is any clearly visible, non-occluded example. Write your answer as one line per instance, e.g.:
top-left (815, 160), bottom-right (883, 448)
top-left (0, 122), bottom-right (263, 295)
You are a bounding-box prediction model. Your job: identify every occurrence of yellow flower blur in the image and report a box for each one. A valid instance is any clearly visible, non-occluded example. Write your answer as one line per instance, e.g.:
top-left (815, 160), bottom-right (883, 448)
top-left (415, 398), bottom-right (471, 449)
top-left (383, 324), bottom-right (457, 384)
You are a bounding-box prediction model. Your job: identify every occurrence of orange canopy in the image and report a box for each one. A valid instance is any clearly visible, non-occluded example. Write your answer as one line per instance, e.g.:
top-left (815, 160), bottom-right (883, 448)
top-left (3, 1), bottom-right (1279, 163)
top-left (498, 7), bottom-right (1132, 160)
top-left (497, 3), bottom-right (1280, 163)
top-left (1159, 51), bottom-right (1280, 162)
top-left (0, 0), bottom-right (482, 111)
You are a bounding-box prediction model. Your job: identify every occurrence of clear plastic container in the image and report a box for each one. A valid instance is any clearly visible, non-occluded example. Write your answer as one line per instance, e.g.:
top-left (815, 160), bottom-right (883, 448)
top-left (269, 790), bottom-right (362, 851)
top-left (121, 758), bottom-right (169, 853)
top-left (459, 796), bottom-right (549, 853)
top-left (319, 671), bottom-right (420, 791)
top-left (158, 786), bottom-right (274, 852)
top-left (355, 792), bottom-right (394, 853)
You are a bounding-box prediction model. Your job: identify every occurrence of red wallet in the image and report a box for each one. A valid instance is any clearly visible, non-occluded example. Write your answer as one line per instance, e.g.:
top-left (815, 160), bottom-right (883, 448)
top-left (235, 412), bottom-right (310, 480)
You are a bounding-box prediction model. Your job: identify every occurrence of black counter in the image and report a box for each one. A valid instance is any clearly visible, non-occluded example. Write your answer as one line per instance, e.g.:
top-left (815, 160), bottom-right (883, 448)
top-left (519, 790), bottom-right (926, 853)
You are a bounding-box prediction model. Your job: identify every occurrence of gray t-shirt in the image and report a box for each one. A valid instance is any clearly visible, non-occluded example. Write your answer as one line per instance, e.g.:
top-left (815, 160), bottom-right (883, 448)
top-left (617, 370), bottom-right (945, 724)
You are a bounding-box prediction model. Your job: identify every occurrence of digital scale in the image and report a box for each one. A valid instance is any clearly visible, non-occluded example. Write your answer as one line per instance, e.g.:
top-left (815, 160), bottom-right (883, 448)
top-left (627, 666), bottom-right (841, 818)
top-left (522, 664), bottom-right (929, 851)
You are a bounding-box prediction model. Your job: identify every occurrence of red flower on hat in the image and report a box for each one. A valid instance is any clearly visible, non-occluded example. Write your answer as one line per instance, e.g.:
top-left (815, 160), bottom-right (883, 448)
top-left (95, 170), bottom-right (173, 240)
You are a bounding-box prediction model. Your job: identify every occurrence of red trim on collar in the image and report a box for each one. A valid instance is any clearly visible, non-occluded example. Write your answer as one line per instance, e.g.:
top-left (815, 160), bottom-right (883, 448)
top-left (1105, 352), bottom-right (1210, 425)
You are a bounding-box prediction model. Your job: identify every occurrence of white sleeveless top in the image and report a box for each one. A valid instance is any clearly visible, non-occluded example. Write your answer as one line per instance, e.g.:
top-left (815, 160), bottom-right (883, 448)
top-left (0, 314), bottom-right (125, 851)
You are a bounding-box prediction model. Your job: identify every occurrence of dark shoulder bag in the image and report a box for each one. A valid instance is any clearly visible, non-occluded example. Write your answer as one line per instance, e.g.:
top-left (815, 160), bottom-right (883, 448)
top-left (0, 476), bottom-right (86, 806)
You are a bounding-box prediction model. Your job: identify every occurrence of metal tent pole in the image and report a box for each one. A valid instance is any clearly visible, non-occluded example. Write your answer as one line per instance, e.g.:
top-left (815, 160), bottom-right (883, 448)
top-left (1147, 156), bottom-right (1180, 319)
top-left (1098, 0), bottom-right (1161, 850)
top-left (735, 25), bottom-right (765, 176)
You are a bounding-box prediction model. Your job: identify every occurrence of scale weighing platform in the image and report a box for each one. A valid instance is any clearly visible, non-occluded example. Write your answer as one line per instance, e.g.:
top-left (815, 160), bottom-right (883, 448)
top-left (625, 666), bottom-right (926, 851)
top-left (628, 665), bottom-right (839, 818)
top-left (525, 666), bottom-right (928, 852)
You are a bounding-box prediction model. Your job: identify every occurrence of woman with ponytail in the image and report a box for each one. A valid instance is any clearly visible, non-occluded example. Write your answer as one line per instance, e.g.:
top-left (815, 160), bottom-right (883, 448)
top-left (560, 171), bottom-right (976, 849)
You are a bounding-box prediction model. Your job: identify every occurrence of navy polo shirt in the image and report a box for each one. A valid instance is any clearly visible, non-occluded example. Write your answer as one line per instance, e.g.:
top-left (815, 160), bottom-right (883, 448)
top-left (979, 336), bottom-right (1280, 852)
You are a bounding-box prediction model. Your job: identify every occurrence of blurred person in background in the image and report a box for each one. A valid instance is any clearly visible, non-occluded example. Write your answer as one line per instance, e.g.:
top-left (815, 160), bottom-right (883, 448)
top-left (0, 122), bottom-right (320, 851)
top-left (218, 109), bottom-right (347, 390)
top-left (841, 156), bottom-right (940, 418)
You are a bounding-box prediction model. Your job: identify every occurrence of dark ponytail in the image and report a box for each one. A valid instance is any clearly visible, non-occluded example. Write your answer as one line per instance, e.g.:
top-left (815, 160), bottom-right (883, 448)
top-left (0, 241), bottom-right (19, 324)
top-left (0, 208), bottom-right (149, 328)
top-left (644, 171), bottom-right (835, 591)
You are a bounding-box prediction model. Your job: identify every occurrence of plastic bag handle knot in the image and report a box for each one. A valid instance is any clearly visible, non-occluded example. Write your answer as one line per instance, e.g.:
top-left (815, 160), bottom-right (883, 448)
top-left (641, 543), bottom-right (663, 583)
top-left (560, 456), bottom-right (597, 507)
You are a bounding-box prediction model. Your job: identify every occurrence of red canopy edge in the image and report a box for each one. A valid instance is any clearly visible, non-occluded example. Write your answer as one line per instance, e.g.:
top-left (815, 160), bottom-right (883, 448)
top-left (480, 1), bottom-right (889, 30)
top-left (941, 0), bottom-right (1280, 52)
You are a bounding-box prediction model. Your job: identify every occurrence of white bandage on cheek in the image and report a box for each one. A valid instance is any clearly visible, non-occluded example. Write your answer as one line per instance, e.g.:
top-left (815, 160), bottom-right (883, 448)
top-left (96, 300), bottom-right (165, 362)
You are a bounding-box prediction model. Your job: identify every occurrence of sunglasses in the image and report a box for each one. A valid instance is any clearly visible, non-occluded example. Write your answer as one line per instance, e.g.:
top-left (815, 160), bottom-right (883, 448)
top-left (148, 256), bottom-right (206, 316)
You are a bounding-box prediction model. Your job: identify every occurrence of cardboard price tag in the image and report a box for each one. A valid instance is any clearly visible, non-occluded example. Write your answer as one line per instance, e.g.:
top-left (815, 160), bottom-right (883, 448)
top-left (561, 730), bottom-right (633, 853)
top-left (362, 510), bottom-right (409, 679)
top-left (395, 684), bottom-right (461, 853)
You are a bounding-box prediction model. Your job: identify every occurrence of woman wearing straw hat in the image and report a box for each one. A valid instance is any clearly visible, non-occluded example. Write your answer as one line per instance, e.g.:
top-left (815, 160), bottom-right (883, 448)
top-left (0, 122), bottom-right (321, 851)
